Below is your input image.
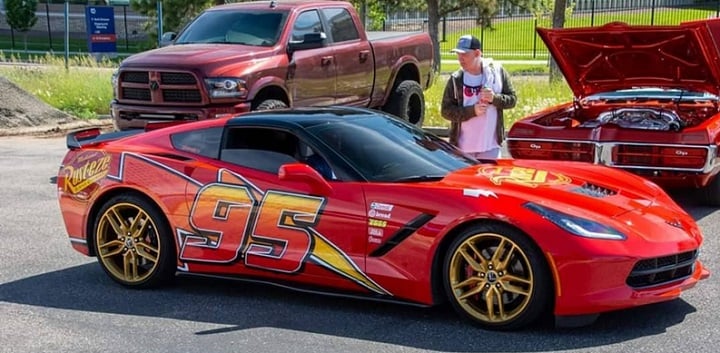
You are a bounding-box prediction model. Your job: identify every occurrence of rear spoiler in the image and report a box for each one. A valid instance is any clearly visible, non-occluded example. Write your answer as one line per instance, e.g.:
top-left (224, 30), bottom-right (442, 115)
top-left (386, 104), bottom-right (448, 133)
top-left (66, 120), bottom-right (191, 150)
top-left (66, 127), bottom-right (142, 150)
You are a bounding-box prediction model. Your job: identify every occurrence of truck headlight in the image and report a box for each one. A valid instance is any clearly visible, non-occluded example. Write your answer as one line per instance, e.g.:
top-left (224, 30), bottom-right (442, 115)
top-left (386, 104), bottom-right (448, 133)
top-left (205, 78), bottom-right (248, 99)
top-left (524, 202), bottom-right (626, 240)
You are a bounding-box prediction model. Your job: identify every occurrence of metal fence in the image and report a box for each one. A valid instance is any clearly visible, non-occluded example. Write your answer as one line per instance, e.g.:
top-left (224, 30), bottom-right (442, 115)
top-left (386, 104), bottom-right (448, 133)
top-left (384, 0), bottom-right (720, 59)
top-left (0, 0), bottom-right (718, 59)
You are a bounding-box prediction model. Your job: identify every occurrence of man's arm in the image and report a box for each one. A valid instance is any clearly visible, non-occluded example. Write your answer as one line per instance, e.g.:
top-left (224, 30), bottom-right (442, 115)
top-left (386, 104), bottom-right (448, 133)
top-left (441, 75), bottom-right (477, 123)
top-left (491, 67), bottom-right (517, 109)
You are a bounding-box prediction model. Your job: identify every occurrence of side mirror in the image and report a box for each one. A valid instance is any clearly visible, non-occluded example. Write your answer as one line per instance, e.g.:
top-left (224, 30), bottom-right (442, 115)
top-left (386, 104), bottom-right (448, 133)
top-left (288, 32), bottom-right (326, 52)
top-left (278, 163), bottom-right (333, 196)
top-left (160, 32), bottom-right (177, 47)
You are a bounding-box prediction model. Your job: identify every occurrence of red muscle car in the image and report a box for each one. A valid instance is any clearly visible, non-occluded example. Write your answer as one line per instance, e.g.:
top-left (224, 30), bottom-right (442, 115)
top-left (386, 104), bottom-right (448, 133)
top-left (507, 19), bottom-right (720, 205)
top-left (57, 107), bottom-right (708, 330)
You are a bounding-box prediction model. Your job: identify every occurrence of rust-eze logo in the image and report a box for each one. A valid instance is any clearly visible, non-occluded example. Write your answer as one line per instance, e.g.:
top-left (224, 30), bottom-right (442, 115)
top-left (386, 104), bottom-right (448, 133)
top-left (477, 166), bottom-right (571, 188)
top-left (62, 152), bottom-right (111, 194)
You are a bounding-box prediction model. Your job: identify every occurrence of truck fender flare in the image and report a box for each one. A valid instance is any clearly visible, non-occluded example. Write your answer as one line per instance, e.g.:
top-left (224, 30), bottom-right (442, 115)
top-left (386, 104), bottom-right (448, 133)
top-left (247, 76), bottom-right (291, 106)
top-left (381, 56), bottom-right (421, 104)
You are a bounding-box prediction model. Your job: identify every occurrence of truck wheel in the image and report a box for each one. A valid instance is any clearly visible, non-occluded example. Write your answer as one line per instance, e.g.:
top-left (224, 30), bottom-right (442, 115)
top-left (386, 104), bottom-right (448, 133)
top-left (703, 174), bottom-right (720, 206)
top-left (383, 80), bottom-right (425, 127)
top-left (254, 99), bottom-right (288, 111)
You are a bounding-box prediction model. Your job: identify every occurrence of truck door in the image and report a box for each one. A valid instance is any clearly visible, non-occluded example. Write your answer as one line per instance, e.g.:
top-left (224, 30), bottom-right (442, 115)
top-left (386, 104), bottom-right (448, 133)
top-left (321, 8), bottom-right (374, 106)
top-left (287, 10), bottom-right (336, 107)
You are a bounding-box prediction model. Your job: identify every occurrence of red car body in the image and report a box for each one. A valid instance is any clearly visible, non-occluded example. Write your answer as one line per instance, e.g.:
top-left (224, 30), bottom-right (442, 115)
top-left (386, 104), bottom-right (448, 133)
top-left (507, 19), bottom-right (720, 205)
top-left (57, 107), bottom-right (708, 330)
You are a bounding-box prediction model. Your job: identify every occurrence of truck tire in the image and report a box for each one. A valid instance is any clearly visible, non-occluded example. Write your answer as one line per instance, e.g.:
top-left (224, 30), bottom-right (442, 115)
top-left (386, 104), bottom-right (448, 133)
top-left (383, 80), bottom-right (425, 127)
top-left (254, 99), bottom-right (288, 111)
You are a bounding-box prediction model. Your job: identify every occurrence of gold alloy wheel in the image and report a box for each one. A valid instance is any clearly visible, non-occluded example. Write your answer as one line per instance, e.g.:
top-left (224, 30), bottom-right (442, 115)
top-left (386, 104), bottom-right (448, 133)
top-left (448, 232), bottom-right (534, 324)
top-left (96, 202), bottom-right (161, 284)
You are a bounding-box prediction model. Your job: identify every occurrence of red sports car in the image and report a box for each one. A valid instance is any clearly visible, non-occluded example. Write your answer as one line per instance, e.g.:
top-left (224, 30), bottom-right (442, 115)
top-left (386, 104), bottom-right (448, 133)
top-left (507, 19), bottom-right (720, 205)
top-left (56, 107), bottom-right (708, 330)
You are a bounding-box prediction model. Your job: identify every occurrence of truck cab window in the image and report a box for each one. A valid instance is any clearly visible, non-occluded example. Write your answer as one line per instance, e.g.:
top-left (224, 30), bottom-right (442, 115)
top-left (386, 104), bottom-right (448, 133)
top-left (322, 8), bottom-right (359, 43)
top-left (291, 10), bottom-right (323, 42)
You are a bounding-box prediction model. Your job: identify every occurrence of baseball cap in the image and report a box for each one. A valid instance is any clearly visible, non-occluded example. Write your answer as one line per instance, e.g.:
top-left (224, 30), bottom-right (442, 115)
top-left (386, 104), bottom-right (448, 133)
top-left (451, 35), bottom-right (482, 53)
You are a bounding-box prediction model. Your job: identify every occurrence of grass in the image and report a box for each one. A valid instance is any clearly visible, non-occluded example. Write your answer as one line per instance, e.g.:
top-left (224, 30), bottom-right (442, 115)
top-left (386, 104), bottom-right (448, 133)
top-left (0, 53), bottom-right (568, 128)
top-left (438, 6), bottom-right (718, 60)
top-left (0, 53), bottom-right (115, 119)
top-left (424, 74), bottom-right (571, 128)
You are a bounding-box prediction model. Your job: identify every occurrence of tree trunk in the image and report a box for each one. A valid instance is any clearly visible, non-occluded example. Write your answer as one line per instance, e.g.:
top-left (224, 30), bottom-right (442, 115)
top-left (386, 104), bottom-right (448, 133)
top-left (427, 0), bottom-right (441, 74)
top-left (549, 0), bottom-right (568, 83)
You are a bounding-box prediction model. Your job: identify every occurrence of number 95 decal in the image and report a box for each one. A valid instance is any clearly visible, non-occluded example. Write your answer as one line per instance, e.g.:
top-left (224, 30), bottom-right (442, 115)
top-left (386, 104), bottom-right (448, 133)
top-left (177, 169), bottom-right (389, 295)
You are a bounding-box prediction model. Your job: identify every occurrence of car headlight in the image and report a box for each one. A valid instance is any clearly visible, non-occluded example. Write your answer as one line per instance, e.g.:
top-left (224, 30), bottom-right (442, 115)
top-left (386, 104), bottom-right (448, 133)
top-left (524, 202), bottom-right (626, 240)
top-left (204, 78), bottom-right (248, 99)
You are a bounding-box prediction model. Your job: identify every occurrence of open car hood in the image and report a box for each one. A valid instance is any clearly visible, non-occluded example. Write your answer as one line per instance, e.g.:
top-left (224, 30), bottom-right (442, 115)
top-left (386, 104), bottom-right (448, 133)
top-left (538, 19), bottom-right (720, 98)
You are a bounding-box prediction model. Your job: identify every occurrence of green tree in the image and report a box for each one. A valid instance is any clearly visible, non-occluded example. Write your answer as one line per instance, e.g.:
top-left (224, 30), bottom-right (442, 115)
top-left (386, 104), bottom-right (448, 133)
top-left (5, 0), bottom-right (38, 52)
top-left (383, 0), bottom-right (548, 72)
top-left (131, 0), bottom-right (221, 49)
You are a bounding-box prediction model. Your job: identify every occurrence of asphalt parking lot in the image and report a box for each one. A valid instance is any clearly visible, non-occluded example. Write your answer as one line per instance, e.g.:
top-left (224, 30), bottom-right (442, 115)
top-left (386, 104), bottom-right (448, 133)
top-left (0, 136), bottom-right (717, 353)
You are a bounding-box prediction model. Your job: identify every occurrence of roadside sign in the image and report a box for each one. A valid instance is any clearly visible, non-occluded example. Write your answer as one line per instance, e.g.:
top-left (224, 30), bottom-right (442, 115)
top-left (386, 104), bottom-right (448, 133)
top-left (85, 6), bottom-right (117, 53)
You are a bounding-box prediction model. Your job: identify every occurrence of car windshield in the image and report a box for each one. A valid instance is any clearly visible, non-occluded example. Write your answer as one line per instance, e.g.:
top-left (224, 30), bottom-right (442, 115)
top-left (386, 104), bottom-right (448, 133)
top-left (174, 10), bottom-right (288, 46)
top-left (583, 88), bottom-right (719, 102)
top-left (305, 115), bottom-right (477, 182)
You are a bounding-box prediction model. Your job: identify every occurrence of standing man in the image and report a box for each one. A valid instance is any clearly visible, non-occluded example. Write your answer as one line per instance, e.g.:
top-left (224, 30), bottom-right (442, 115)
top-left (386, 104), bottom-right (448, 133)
top-left (441, 35), bottom-right (517, 159)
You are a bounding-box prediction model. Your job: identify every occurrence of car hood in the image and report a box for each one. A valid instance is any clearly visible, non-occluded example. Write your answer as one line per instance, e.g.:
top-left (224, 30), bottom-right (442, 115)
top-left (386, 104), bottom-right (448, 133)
top-left (442, 159), bottom-right (669, 219)
top-left (538, 19), bottom-right (720, 98)
top-left (121, 44), bottom-right (277, 73)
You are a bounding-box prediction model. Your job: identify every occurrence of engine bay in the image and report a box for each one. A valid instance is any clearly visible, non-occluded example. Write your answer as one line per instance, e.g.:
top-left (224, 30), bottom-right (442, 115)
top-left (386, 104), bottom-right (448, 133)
top-left (536, 99), bottom-right (719, 131)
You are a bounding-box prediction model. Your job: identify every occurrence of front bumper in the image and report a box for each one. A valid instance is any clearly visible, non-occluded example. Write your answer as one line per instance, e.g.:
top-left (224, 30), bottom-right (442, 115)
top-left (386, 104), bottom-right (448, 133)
top-left (111, 100), bottom-right (252, 130)
top-left (552, 255), bottom-right (709, 316)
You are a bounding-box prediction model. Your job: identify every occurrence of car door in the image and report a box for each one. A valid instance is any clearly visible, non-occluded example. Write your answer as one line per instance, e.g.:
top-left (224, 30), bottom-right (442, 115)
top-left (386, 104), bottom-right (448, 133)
top-left (321, 7), bottom-right (373, 106)
top-left (178, 126), bottom-right (379, 293)
top-left (286, 9), bottom-right (336, 107)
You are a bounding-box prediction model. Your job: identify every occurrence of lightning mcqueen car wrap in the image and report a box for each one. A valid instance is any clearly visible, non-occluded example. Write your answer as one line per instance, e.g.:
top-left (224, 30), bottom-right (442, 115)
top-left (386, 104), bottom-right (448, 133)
top-left (57, 107), bottom-right (709, 330)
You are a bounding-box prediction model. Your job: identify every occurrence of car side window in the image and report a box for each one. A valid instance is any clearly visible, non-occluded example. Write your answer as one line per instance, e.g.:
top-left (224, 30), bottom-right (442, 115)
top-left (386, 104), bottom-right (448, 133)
top-left (291, 10), bottom-right (323, 42)
top-left (220, 127), bottom-right (301, 173)
top-left (171, 127), bottom-right (223, 159)
top-left (322, 8), bottom-right (359, 43)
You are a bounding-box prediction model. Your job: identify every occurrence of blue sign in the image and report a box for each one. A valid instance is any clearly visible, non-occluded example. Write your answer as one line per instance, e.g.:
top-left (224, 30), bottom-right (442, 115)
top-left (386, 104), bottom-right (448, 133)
top-left (85, 6), bottom-right (117, 53)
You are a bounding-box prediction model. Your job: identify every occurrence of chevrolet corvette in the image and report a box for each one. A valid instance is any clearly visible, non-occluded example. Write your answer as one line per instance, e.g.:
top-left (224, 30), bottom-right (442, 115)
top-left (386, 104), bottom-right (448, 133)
top-left (56, 107), bottom-right (709, 330)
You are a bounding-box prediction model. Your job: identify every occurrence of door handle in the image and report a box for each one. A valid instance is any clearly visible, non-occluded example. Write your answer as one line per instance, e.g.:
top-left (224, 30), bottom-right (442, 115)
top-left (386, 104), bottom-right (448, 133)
top-left (321, 56), bottom-right (333, 66)
top-left (359, 50), bottom-right (370, 63)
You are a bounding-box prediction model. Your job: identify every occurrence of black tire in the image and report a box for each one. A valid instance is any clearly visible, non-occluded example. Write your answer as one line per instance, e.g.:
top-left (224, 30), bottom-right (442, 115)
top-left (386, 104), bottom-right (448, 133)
top-left (382, 80), bottom-right (425, 127)
top-left (92, 194), bottom-right (176, 288)
top-left (443, 223), bottom-right (552, 330)
top-left (254, 99), bottom-right (288, 111)
top-left (703, 174), bottom-right (720, 206)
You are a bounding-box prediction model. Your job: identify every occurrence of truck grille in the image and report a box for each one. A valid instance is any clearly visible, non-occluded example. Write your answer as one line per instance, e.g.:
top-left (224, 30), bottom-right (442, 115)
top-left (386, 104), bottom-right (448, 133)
top-left (626, 250), bottom-right (697, 288)
top-left (161, 72), bottom-right (196, 84)
top-left (163, 89), bottom-right (202, 103)
top-left (122, 88), bottom-right (151, 101)
top-left (118, 70), bottom-right (203, 104)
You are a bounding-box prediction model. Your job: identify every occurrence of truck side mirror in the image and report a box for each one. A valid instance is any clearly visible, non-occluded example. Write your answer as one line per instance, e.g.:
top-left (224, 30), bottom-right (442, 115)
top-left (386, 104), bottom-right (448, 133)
top-left (288, 32), bottom-right (326, 52)
top-left (160, 32), bottom-right (177, 47)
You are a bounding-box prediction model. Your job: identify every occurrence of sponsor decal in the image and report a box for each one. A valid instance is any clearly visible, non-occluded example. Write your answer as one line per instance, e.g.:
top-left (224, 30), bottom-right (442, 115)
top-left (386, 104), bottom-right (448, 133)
top-left (368, 209), bottom-right (392, 219)
top-left (368, 227), bottom-right (384, 237)
top-left (368, 219), bottom-right (387, 228)
top-left (477, 166), bottom-right (571, 188)
top-left (368, 236), bottom-right (382, 244)
top-left (463, 188), bottom-right (498, 198)
top-left (370, 202), bottom-right (394, 212)
top-left (62, 151), bottom-right (111, 194)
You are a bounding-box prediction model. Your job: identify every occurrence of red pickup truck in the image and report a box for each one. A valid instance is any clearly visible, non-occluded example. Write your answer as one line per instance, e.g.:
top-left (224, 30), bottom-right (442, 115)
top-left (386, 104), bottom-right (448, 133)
top-left (110, 0), bottom-right (435, 130)
top-left (507, 20), bottom-right (720, 205)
